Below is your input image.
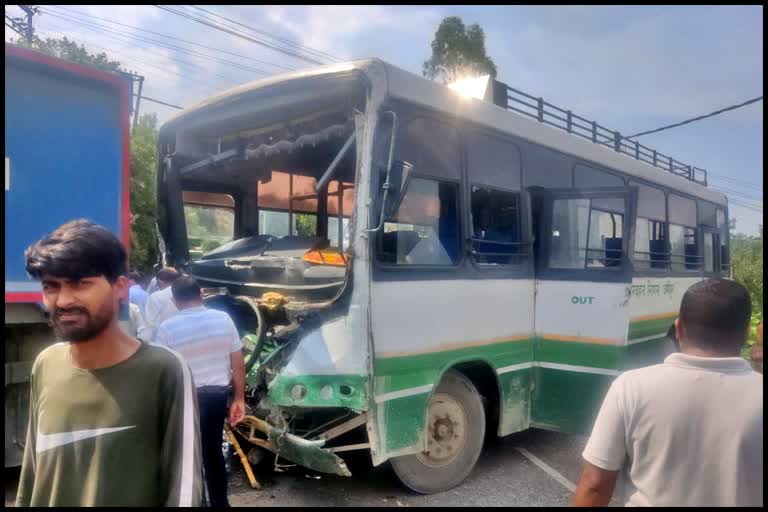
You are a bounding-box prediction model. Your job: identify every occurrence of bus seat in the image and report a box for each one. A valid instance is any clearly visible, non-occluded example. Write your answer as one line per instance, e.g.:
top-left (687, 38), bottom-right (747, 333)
top-left (605, 237), bottom-right (622, 267)
top-left (649, 239), bottom-right (667, 268)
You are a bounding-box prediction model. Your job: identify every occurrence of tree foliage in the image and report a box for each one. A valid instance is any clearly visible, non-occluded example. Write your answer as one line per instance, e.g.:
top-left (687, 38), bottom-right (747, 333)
top-left (130, 114), bottom-right (160, 272)
top-left (423, 16), bottom-right (498, 84)
top-left (730, 227), bottom-right (763, 315)
top-left (14, 35), bottom-right (124, 73)
top-left (9, 36), bottom-right (158, 272)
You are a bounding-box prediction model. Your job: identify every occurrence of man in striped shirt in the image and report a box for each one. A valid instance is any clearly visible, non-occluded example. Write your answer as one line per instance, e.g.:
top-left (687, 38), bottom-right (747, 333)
top-left (155, 276), bottom-right (246, 508)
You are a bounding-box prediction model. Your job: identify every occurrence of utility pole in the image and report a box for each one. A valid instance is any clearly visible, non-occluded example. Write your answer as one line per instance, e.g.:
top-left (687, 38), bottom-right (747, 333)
top-left (20, 5), bottom-right (37, 44)
top-left (132, 76), bottom-right (145, 132)
top-left (5, 5), bottom-right (38, 44)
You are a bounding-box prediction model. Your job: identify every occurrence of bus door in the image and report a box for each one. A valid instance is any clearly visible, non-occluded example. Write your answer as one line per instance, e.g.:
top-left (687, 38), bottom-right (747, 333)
top-left (529, 186), bottom-right (635, 434)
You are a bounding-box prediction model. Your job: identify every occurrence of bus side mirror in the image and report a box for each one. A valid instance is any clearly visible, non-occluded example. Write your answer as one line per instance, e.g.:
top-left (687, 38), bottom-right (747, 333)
top-left (383, 160), bottom-right (413, 219)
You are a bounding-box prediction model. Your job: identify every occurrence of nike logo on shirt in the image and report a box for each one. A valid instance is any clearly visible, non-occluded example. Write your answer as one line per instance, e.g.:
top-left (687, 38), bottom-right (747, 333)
top-left (37, 426), bottom-right (136, 453)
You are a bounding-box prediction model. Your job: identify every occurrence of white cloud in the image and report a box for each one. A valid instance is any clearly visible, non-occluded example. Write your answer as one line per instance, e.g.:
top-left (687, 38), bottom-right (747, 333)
top-left (262, 5), bottom-right (442, 61)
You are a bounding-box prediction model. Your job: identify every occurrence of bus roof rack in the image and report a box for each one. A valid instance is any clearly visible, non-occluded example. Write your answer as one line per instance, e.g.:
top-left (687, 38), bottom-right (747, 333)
top-left (489, 80), bottom-right (708, 187)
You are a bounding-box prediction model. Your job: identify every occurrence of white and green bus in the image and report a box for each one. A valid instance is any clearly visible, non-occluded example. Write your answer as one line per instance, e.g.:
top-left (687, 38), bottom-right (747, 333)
top-left (156, 59), bottom-right (730, 493)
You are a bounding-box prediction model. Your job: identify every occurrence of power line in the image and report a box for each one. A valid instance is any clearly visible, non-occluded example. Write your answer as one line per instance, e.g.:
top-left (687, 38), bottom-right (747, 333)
top-left (154, 5), bottom-right (329, 66)
top-left (39, 8), bottom-right (269, 77)
top-left (33, 25), bottom-right (206, 108)
top-left (712, 185), bottom-right (763, 201)
top-left (36, 20), bottom-right (236, 94)
top-left (707, 174), bottom-right (763, 189)
top-left (37, 10), bottom-right (253, 90)
top-left (185, 5), bottom-right (342, 63)
top-left (728, 199), bottom-right (762, 213)
top-left (44, 4), bottom-right (296, 72)
top-left (626, 96), bottom-right (763, 139)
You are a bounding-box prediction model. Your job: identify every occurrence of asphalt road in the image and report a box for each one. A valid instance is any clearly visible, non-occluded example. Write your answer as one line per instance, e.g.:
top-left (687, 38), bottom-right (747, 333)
top-left (6, 428), bottom-right (616, 507)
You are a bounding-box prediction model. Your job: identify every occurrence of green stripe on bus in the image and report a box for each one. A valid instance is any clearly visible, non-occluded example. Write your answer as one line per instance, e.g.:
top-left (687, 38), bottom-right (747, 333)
top-left (267, 374), bottom-right (368, 411)
top-left (534, 337), bottom-right (624, 369)
top-left (531, 367), bottom-right (613, 434)
top-left (628, 316), bottom-right (676, 340)
top-left (374, 338), bottom-right (533, 394)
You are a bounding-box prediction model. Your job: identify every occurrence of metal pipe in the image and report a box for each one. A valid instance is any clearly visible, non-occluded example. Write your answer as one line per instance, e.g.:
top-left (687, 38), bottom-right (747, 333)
top-left (315, 133), bottom-right (355, 192)
top-left (337, 180), bottom-right (344, 251)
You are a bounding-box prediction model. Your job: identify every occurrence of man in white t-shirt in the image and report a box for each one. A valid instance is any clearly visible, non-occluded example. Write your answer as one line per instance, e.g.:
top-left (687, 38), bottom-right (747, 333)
top-left (155, 275), bottom-right (245, 508)
top-left (137, 267), bottom-right (179, 342)
top-left (573, 278), bottom-right (762, 507)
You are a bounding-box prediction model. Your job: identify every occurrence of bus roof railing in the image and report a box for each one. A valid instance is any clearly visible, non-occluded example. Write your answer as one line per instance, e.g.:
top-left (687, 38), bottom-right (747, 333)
top-left (500, 84), bottom-right (708, 187)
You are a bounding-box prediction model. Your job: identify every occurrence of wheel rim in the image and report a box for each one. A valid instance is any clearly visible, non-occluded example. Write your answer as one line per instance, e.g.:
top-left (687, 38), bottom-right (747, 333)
top-left (416, 392), bottom-right (467, 468)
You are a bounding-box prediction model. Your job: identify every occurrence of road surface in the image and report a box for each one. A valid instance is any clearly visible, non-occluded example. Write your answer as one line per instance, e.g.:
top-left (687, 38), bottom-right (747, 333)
top-left (6, 428), bottom-right (618, 507)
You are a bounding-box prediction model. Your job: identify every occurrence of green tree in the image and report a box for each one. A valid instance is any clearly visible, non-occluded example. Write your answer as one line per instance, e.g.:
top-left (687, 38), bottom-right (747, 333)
top-left (9, 36), bottom-right (159, 272)
top-left (14, 35), bottom-right (124, 73)
top-left (295, 213), bottom-right (317, 237)
top-left (423, 16), bottom-right (498, 84)
top-left (129, 113), bottom-right (160, 272)
top-left (730, 231), bottom-right (763, 315)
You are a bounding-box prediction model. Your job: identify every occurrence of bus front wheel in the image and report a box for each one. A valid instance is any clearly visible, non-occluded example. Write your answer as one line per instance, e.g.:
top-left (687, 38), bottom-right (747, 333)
top-left (391, 370), bottom-right (486, 494)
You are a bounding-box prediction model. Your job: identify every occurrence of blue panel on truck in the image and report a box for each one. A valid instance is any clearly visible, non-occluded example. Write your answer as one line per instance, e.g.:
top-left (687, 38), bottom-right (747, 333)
top-left (5, 53), bottom-right (125, 296)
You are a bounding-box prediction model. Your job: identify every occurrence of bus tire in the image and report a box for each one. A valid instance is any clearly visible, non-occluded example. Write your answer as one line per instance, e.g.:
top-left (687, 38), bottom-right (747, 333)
top-left (390, 370), bottom-right (486, 494)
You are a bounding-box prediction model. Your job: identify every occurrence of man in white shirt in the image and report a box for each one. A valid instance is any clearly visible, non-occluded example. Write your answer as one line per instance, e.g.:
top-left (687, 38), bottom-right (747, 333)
top-left (138, 267), bottom-right (179, 342)
top-left (155, 275), bottom-right (246, 508)
top-left (118, 302), bottom-right (146, 340)
top-left (573, 278), bottom-right (762, 507)
top-left (127, 271), bottom-right (149, 316)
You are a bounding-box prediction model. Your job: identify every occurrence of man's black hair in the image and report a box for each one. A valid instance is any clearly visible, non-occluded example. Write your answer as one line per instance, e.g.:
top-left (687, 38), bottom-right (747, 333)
top-left (25, 219), bottom-right (127, 283)
top-left (128, 271), bottom-right (142, 283)
top-left (171, 275), bottom-right (202, 303)
top-left (679, 278), bottom-right (752, 353)
top-left (157, 267), bottom-right (180, 283)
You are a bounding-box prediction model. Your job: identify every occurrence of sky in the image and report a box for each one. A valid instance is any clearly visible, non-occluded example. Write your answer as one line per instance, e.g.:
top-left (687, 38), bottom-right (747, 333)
top-left (5, 5), bottom-right (763, 235)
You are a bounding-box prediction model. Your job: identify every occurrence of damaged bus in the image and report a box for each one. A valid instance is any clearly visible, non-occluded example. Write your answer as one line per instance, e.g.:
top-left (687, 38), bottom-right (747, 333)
top-left (156, 60), bottom-right (730, 493)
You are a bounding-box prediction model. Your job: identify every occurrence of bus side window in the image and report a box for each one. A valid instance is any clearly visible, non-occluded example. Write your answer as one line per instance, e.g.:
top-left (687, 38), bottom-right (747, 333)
top-left (630, 181), bottom-right (668, 270)
top-left (377, 116), bottom-right (462, 266)
top-left (548, 196), bottom-right (625, 270)
top-left (717, 208), bottom-right (730, 275)
top-left (466, 131), bottom-right (524, 265)
top-left (669, 193), bottom-right (699, 272)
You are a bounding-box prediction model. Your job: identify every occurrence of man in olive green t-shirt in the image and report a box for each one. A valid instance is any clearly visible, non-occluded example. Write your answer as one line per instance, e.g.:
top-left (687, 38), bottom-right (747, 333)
top-left (15, 220), bottom-right (204, 507)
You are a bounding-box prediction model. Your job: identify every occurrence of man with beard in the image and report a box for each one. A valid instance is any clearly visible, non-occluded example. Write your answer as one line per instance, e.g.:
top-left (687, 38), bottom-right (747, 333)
top-left (15, 220), bottom-right (204, 507)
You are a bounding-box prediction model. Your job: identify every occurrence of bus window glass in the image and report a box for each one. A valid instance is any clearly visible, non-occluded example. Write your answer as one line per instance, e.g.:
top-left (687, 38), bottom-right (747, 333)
top-left (467, 132), bottom-right (521, 190)
top-left (380, 178), bottom-right (461, 265)
top-left (669, 193), bottom-right (699, 271)
top-left (522, 143), bottom-right (572, 188)
top-left (587, 209), bottom-right (623, 268)
top-left (470, 186), bottom-right (523, 264)
top-left (669, 224), bottom-right (699, 271)
top-left (634, 218), bottom-right (668, 270)
top-left (549, 198), bottom-right (589, 269)
top-left (396, 118), bottom-right (460, 180)
top-left (633, 182), bottom-right (666, 221)
top-left (574, 164), bottom-right (624, 188)
top-left (669, 193), bottom-right (696, 227)
top-left (703, 232), bottom-right (714, 272)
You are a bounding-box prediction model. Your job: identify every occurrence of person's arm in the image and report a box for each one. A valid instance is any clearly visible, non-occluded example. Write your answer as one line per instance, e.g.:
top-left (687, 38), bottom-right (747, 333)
top-left (158, 349), bottom-right (204, 507)
top-left (15, 362), bottom-right (38, 507)
top-left (154, 323), bottom-right (170, 348)
top-left (227, 318), bottom-right (246, 425)
top-left (572, 462), bottom-right (620, 507)
top-left (572, 376), bottom-right (628, 507)
top-left (229, 351), bottom-right (246, 425)
top-left (138, 294), bottom-right (158, 342)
